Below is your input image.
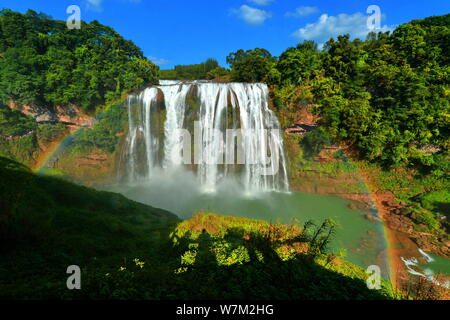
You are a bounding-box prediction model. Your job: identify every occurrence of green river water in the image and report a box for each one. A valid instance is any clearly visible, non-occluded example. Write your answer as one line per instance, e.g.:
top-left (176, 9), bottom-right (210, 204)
top-left (106, 182), bottom-right (388, 274)
top-left (105, 176), bottom-right (450, 285)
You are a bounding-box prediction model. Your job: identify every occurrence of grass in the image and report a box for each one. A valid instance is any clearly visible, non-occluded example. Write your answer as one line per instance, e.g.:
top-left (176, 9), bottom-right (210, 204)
top-left (76, 212), bottom-right (399, 300)
top-left (0, 156), bottom-right (179, 299)
top-left (0, 134), bottom-right (38, 167)
top-left (284, 134), bottom-right (368, 195)
top-left (69, 102), bottom-right (128, 156)
top-left (355, 161), bottom-right (450, 235)
top-left (0, 96), bottom-right (129, 178)
top-left (0, 156), bottom-right (403, 300)
top-left (0, 107), bottom-right (68, 167)
top-left (419, 190), bottom-right (450, 217)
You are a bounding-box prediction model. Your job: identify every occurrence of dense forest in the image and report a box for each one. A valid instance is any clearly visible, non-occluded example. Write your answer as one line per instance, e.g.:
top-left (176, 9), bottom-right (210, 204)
top-left (0, 8), bottom-right (449, 300)
top-left (0, 9), bottom-right (159, 112)
top-left (160, 58), bottom-right (229, 80)
top-left (223, 14), bottom-right (450, 245)
top-left (226, 14), bottom-right (449, 175)
top-left (0, 156), bottom-right (404, 299)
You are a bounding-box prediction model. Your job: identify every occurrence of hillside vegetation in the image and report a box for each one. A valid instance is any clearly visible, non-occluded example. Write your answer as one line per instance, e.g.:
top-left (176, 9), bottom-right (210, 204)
top-left (0, 157), bottom-right (402, 299)
top-left (227, 14), bottom-right (449, 173)
top-left (0, 9), bottom-right (448, 300)
top-left (226, 14), bottom-right (450, 245)
top-left (0, 105), bottom-right (68, 167)
top-left (160, 58), bottom-right (230, 80)
top-left (0, 156), bottom-right (179, 298)
top-left (0, 9), bottom-right (159, 112)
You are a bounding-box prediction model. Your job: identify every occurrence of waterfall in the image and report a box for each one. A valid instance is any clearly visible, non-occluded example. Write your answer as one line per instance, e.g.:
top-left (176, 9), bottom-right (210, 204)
top-left (122, 81), bottom-right (289, 193)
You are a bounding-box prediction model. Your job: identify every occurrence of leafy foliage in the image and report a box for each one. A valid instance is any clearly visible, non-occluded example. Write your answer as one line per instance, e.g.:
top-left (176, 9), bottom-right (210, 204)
top-left (227, 14), bottom-right (450, 174)
top-left (226, 48), bottom-right (279, 83)
top-left (71, 103), bottom-right (128, 154)
top-left (160, 58), bottom-right (226, 80)
top-left (277, 40), bottom-right (321, 86)
top-left (315, 24), bottom-right (449, 172)
top-left (0, 9), bottom-right (159, 112)
top-left (0, 157), bottom-right (179, 299)
top-left (300, 127), bottom-right (332, 158)
top-left (206, 66), bottom-right (230, 80)
top-left (0, 105), bottom-right (39, 165)
top-left (0, 105), bottom-right (36, 136)
top-left (0, 160), bottom-right (400, 299)
top-left (77, 213), bottom-right (396, 300)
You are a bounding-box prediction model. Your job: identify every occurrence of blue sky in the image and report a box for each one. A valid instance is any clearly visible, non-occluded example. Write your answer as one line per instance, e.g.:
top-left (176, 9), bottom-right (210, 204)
top-left (1, 0), bottom-right (449, 68)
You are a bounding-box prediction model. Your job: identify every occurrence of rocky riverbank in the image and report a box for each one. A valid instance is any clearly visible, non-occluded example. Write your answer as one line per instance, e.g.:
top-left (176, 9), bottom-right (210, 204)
top-left (283, 129), bottom-right (449, 292)
top-left (358, 168), bottom-right (450, 260)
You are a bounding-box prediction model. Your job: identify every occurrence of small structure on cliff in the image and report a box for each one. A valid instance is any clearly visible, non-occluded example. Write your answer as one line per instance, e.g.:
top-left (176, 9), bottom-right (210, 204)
top-left (285, 123), bottom-right (317, 136)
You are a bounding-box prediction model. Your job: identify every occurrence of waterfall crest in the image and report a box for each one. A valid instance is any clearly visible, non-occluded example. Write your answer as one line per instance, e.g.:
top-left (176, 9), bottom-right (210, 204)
top-left (121, 81), bottom-right (289, 193)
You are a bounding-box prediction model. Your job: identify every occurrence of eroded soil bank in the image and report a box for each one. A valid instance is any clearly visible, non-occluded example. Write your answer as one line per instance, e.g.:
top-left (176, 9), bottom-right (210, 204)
top-left (284, 132), bottom-right (449, 289)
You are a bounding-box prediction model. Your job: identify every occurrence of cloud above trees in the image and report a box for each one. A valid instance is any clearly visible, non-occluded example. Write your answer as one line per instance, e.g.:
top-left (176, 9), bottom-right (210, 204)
top-left (292, 12), bottom-right (391, 45)
top-left (232, 5), bottom-right (272, 26)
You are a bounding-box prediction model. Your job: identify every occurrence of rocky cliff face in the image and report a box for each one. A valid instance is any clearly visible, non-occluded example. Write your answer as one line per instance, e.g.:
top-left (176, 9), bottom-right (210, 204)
top-left (3, 101), bottom-right (119, 180)
top-left (8, 101), bottom-right (92, 128)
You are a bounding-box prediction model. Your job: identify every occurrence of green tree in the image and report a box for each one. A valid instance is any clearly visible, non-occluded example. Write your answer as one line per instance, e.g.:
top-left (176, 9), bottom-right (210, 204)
top-left (277, 40), bottom-right (321, 86)
top-left (0, 9), bottom-right (159, 111)
top-left (301, 127), bottom-right (332, 158)
top-left (226, 48), bottom-right (278, 83)
top-left (206, 66), bottom-right (230, 80)
top-left (172, 58), bottom-right (220, 80)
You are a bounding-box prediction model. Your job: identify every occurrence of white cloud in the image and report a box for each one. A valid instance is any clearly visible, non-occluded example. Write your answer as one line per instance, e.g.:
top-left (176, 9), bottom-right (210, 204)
top-left (86, 0), bottom-right (141, 11)
top-left (86, 0), bottom-right (103, 12)
top-left (292, 12), bottom-right (392, 45)
top-left (247, 0), bottom-right (274, 6)
top-left (232, 5), bottom-right (272, 26)
top-left (149, 57), bottom-right (170, 66)
top-left (285, 6), bottom-right (319, 17)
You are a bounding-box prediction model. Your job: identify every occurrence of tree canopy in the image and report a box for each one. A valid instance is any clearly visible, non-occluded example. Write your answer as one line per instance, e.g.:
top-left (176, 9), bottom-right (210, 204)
top-left (0, 9), bottom-right (159, 112)
top-left (159, 58), bottom-right (227, 80)
top-left (226, 48), bottom-right (279, 83)
top-left (226, 14), bottom-right (450, 173)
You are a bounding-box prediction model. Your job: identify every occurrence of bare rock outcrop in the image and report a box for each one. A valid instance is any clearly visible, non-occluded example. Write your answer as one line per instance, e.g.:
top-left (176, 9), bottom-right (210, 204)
top-left (8, 101), bottom-right (91, 127)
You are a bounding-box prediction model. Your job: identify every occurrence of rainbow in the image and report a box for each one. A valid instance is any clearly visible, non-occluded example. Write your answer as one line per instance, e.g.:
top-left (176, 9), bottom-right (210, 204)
top-left (32, 126), bottom-right (85, 173)
top-left (32, 98), bottom-right (123, 173)
top-left (30, 101), bottom-right (399, 290)
top-left (358, 172), bottom-right (398, 289)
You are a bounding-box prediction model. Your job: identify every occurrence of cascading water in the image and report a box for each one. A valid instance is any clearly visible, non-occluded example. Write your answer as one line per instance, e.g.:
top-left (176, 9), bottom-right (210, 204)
top-left (110, 82), bottom-right (398, 276)
top-left (121, 80), bottom-right (289, 193)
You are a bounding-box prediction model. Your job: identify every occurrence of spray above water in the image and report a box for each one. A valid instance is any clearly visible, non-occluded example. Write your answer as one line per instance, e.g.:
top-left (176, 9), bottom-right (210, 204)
top-left (121, 80), bottom-right (289, 193)
top-left (108, 81), bottom-right (392, 273)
